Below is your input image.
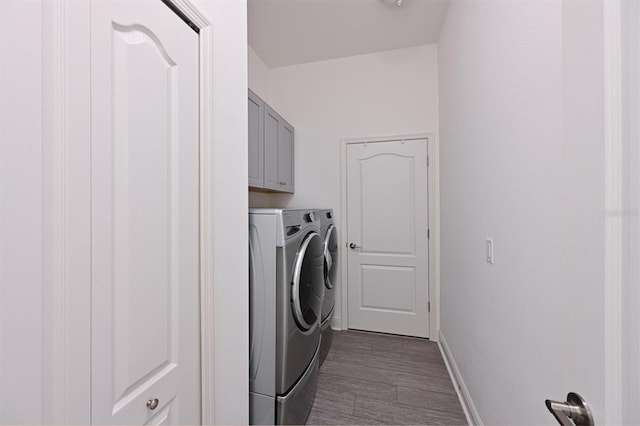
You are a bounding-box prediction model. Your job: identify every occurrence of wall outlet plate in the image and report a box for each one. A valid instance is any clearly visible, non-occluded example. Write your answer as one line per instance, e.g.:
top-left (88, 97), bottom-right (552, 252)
top-left (486, 238), bottom-right (494, 264)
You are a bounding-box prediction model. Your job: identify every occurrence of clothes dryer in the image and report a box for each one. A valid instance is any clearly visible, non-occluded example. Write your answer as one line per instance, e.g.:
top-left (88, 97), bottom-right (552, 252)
top-left (317, 209), bottom-right (338, 366)
top-left (249, 208), bottom-right (324, 425)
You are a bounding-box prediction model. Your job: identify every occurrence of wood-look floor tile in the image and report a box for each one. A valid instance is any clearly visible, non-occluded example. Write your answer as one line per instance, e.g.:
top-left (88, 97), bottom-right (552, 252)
top-left (307, 407), bottom-right (386, 426)
top-left (317, 373), bottom-right (398, 403)
top-left (381, 346), bottom-right (445, 364)
top-left (397, 386), bottom-right (464, 416)
top-left (330, 340), bottom-right (373, 357)
top-left (311, 386), bottom-right (355, 415)
top-left (346, 330), bottom-right (405, 351)
top-left (395, 371), bottom-right (458, 396)
top-left (319, 359), bottom-right (398, 385)
top-left (371, 344), bottom-right (448, 367)
top-left (331, 350), bottom-right (451, 380)
top-left (308, 331), bottom-right (467, 425)
top-left (353, 396), bottom-right (467, 425)
top-left (401, 337), bottom-right (441, 353)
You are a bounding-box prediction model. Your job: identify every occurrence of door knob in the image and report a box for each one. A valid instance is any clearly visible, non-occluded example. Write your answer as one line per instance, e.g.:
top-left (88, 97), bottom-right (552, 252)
top-left (349, 242), bottom-right (361, 249)
top-left (545, 392), bottom-right (594, 426)
top-left (146, 398), bottom-right (159, 410)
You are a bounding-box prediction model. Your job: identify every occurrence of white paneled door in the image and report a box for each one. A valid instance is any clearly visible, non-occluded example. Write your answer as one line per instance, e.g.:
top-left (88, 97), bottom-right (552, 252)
top-left (91, 1), bottom-right (200, 424)
top-left (346, 139), bottom-right (429, 338)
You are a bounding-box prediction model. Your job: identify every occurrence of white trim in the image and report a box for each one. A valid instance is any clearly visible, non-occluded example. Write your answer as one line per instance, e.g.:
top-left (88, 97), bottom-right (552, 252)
top-left (167, 0), bottom-right (209, 28)
top-left (162, 1), bottom-right (215, 423)
top-left (603, 0), bottom-right (623, 424)
top-left (438, 331), bottom-right (481, 426)
top-left (427, 133), bottom-right (440, 341)
top-left (339, 133), bottom-right (439, 340)
top-left (47, 1), bottom-right (92, 421)
top-left (330, 316), bottom-right (343, 331)
top-left (198, 25), bottom-right (216, 426)
top-left (53, 0), bottom-right (93, 421)
top-left (52, 0), bottom-right (67, 421)
top-left (340, 139), bottom-right (349, 330)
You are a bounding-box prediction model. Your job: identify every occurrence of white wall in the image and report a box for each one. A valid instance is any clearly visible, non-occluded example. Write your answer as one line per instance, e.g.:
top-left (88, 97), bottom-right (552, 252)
top-left (248, 46), bottom-right (276, 208)
top-left (0, 1), bottom-right (44, 422)
top-left (248, 44), bottom-right (439, 327)
top-left (189, 1), bottom-right (249, 423)
top-left (248, 46), bottom-right (271, 104)
top-left (438, 0), bottom-right (604, 424)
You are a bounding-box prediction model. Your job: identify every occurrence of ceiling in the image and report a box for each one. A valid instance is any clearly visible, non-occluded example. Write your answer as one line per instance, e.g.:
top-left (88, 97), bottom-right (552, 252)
top-left (248, 0), bottom-right (451, 68)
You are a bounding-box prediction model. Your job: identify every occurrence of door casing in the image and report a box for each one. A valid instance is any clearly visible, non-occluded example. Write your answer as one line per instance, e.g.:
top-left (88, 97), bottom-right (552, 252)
top-left (339, 133), bottom-right (440, 341)
top-left (604, 0), bottom-right (639, 423)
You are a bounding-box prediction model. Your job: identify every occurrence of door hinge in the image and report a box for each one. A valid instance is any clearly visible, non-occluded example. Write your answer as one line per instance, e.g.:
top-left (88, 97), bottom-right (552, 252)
top-left (427, 228), bottom-right (430, 239)
top-left (426, 155), bottom-right (430, 166)
top-left (428, 302), bottom-right (431, 313)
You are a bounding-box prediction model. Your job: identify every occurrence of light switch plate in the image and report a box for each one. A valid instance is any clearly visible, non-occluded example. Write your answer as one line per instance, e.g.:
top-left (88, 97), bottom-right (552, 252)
top-left (486, 238), bottom-right (494, 264)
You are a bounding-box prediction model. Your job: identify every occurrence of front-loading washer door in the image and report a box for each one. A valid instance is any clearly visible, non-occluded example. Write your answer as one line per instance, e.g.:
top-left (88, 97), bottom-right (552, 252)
top-left (323, 224), bottom-right (338, 289)
top-left (291, 231), bottom-right (323, 332)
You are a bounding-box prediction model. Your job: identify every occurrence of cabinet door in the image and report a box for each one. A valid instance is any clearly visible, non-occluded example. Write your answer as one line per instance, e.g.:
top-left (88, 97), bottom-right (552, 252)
top-left (248, 90), bottom-right (264, 188)
top-left (262, 103), bottom-right (294, 193)
top-left (278, 119), bottom-right (294, 193)
top-left (263, 104), bottom-right (281, 191)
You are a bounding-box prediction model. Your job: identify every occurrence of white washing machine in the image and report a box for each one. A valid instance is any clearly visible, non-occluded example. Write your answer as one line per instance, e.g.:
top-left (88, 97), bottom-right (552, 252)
top-left (249, 208), bottom-right (325, 425)
top-left (317, 209), bottom-right (337, 366)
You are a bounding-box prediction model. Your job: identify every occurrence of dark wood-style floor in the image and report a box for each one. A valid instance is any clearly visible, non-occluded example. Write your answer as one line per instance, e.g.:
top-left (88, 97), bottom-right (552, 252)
top-left (307, 330), bottom-right (467, 425)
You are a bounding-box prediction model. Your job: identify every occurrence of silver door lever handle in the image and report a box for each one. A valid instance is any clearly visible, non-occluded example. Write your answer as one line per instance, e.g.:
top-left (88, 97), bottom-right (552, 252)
top-left (349, 242), bottom-right (361, 249)
top-left (545, 392), bottom-right (594, 426)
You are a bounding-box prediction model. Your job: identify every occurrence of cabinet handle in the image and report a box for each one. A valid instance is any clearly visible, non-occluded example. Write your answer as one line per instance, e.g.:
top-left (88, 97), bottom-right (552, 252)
top-left (279, 182), bottom-right (286, 185)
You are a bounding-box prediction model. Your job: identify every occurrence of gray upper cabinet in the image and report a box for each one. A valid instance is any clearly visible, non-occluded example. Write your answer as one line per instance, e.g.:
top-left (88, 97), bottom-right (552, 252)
top-left (248, 90), bottom-right (264, 188)
top-left (248, 90), bottom-right (294, 193)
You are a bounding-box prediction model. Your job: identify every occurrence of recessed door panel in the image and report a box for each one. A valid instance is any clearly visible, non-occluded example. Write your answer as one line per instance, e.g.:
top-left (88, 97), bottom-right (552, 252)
top-left (111, 23), bottom-right (178, 404)
top-left (91, 1), bottom-right (200, 424)
top-left (360, 265), bottom-right (416, 313)
top-left (360, 154), bottom-right (415, 255)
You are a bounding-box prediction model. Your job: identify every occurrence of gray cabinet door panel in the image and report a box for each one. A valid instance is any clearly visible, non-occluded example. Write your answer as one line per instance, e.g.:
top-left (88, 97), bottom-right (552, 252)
top-left (248, 90), bottom-right (264, 188)
top-left (278, 120), bottom-right (294, 193)
top-left (263, 105), bottom-right (281, 191)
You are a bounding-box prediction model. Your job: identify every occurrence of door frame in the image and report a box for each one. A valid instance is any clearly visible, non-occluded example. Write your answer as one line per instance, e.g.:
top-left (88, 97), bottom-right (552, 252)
top-left (339, 133), bottom-right (440, 341)
top-left (48, 0), bottom-right (216, 423)
top-left (603, 0), bottom-right (622, 422)
top-left (604, 0), bottom-right (636, 423)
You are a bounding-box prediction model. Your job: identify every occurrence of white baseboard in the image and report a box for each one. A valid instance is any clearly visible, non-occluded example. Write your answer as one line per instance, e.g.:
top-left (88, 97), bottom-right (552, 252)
top-left (331, 316), bottom-right (343, 330)
top-left (438, 331), bottom-right (483, 426)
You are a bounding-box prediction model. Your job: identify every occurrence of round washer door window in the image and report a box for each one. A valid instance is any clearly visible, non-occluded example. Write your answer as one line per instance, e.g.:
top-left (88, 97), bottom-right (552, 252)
top-left (323, 224), bottom-right (338, 289)
top-left (291, 231), bottom-right (324, 331)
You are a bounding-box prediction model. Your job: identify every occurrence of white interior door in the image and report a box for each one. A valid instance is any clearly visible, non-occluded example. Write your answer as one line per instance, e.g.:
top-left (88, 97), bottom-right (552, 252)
top-left (346, 139), bottom-right (429, 338)
top-left (91, 1), bottom-right (200, 424)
